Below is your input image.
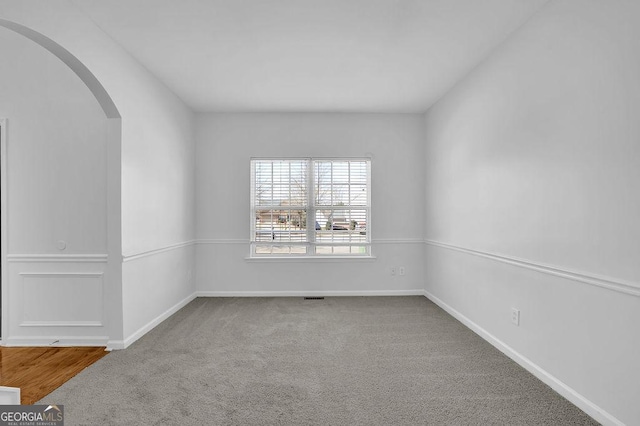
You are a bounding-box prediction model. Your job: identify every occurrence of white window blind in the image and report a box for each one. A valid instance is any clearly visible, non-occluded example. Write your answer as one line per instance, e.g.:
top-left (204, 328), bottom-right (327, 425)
top-left (250, 158), bottom-right (371, 257)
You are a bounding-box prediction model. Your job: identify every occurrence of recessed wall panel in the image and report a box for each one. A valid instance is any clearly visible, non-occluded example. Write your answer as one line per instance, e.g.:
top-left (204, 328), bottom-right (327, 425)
top-left (20, 273), bottom-right (103, 327)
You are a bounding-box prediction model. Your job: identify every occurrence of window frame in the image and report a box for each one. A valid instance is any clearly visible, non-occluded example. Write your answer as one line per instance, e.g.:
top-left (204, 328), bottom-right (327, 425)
top-left (249, 157), bottom-right (372, 258)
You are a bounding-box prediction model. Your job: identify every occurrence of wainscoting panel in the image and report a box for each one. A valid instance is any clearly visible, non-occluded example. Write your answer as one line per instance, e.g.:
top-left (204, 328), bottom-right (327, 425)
top-left (20, 272), bottom-right (103, 327)
top-left (3, 255), bottom-right (109, 346)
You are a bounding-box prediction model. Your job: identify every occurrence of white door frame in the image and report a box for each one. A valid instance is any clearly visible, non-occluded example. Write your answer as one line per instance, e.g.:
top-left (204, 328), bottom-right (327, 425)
top-left (1, 118), bottom-right (8, 342)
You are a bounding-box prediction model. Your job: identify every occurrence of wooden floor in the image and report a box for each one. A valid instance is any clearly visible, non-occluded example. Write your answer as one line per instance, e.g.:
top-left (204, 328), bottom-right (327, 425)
top-left (0, 347), bottom-right (108, 404)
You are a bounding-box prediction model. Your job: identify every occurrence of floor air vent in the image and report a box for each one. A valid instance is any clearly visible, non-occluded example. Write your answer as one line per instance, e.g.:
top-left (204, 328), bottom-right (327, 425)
top-left (304, 297), bottom-right (325, 300)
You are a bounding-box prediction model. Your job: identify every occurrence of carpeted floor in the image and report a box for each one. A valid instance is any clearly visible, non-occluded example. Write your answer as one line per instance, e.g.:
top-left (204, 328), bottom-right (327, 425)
top-left (39, 297), bottom-right (598, 425)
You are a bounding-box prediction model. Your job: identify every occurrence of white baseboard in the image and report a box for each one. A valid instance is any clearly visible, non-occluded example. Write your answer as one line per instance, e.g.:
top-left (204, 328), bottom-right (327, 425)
top-left (1, 336), bottom-right (109, 347)
top-left (422, 290), bottom-right (623, 426)
top-left (116, 293), bottom-right (197, 350)
top-left (195, 289), bottom-right (425, 297)
top-left (105, 340), bottom-right (125, 351)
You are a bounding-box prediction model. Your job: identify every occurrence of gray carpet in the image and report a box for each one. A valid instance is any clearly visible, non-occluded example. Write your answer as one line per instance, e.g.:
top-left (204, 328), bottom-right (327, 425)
top-left (39, 297), bottom-right (598, 425)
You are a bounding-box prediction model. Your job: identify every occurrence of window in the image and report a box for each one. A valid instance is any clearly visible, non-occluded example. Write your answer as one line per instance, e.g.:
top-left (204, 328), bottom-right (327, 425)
top-left (250, 158), bottom-right (371, 257)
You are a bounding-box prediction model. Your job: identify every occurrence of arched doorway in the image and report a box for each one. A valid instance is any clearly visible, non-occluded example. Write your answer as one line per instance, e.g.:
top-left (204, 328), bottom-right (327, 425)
top-left (0, 20), bottom-right (121, 346)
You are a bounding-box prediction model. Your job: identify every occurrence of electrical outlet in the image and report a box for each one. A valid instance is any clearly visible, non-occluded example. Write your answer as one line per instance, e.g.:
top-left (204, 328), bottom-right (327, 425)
top-left (511, 308), bottom-right (520, 326)
top-left (399, 267), bottom-right (405, 276)
top-left (390, 267), bottom-right (397, 276)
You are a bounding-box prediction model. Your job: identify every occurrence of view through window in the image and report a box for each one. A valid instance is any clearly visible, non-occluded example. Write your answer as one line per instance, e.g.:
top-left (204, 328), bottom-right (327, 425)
top-left (250, 158), bottom-right (371, 256)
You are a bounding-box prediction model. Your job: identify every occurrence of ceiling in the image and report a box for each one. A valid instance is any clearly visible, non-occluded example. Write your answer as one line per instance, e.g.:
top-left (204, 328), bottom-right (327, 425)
top-left (71, 0), bottom-right (549, 113)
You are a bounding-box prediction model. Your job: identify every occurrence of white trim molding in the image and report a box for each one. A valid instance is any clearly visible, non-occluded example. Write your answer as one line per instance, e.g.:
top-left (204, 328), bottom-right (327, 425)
top-left (197, 238), bottom-right (425, 245)
top-left (425, 240), bottom-right (640, 298)
top-left (8, 253), bottom-right (108, 263)
top-left (105, 340), bottom-right (125, 351)
top-left (423, 290), bottom-right (624, 426)
top-left (1, 335), bottom-right (109, 347)
top-left (196, 290), bottom-right (424, 297)
top-left (197, 239), bottom-right (247, 245)
top-left (118, 292), bottom-right (197, 350)
top-left (122, 240), bottom-right (196, 263)
top-left (244, 256), bottom-right (377, 263)
top-left (20, 321), bottom-right (103, 327)
top-left (373, 239), bottom-right (425, 245)
top-left (18, 272), bottom-right (104, 278)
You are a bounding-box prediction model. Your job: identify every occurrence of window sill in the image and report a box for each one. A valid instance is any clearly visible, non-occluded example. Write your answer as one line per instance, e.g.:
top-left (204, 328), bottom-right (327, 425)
top-left (245, 256), bottom-right (377, 263)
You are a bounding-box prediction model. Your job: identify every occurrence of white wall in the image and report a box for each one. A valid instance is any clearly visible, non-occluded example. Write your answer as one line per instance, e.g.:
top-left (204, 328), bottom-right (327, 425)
top-left (0, 26), bottom-right (110, 344)
top-left (424, 0), bottom-right (640, 424)
top-left (0, 27), bottom-right (108, 254)
top-left (1, 1), bottom-right (197, 347)
top-left (118, 57), bottom-right (196, 346)
top-left (196, 113), bottom-right (425, 295)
